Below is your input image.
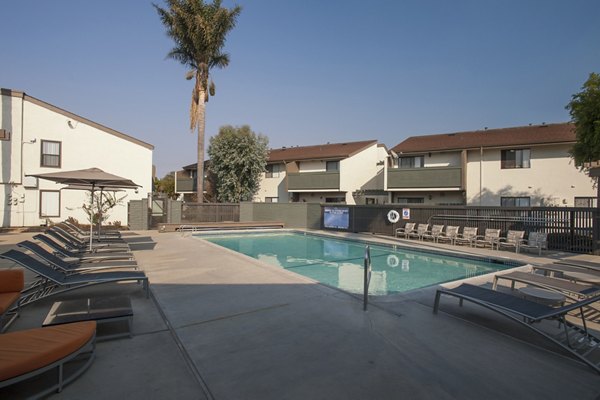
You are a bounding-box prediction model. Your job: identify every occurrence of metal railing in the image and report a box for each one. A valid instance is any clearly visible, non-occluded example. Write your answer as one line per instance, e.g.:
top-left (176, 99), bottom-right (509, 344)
top-left (363, 245), bottom-right (372, 311)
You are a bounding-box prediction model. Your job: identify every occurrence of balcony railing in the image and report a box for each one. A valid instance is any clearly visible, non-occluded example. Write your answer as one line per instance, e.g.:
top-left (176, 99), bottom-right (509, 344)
top-left (176, 178), bottom-right (196, 193)
top-left (287, 172), bottom-right (340, 191)
top-left (387, 167), bottom-right (462, 189)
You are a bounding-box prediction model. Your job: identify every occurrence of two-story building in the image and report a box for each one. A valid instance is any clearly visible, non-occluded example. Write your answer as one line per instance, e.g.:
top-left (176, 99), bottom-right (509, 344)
top-left (256, 140), bottom-right (389, 204)
top-left (0, 88), bottom-right (154, 227)
top-left (387, 123), bottom-right (595, 206)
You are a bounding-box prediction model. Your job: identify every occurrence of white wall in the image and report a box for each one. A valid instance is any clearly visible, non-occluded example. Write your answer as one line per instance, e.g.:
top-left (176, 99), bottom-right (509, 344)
top-left (299, 160), bottom-right (325, 172)
top-left (425, 151), bottom-right (461, 167)
top-left (466, 144), bottom-right (594, 206)
top-left (340, 144), bottom-right (386, 204)
top-left (254, 163), bottom-right (287, 202)
top-left (0, 93), bottom-right (153, 227)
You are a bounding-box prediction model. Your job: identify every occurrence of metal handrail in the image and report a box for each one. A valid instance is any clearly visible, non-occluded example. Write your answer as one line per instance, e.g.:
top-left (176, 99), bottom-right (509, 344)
top-left (363, 245), bottom-right (372, 311)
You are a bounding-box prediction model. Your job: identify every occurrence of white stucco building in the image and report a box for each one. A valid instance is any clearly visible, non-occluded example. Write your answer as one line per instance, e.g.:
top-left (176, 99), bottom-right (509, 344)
top-left (0, 88), bottom-right (154, 227)
top-left (386, 123), bottom-right (595, 206)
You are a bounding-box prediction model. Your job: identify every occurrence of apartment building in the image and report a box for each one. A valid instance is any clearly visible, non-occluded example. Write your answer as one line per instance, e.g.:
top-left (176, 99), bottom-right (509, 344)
top-left (387, 123), bottom-right (594, 206)
top-left (0, 89), bottom-right (153, 227)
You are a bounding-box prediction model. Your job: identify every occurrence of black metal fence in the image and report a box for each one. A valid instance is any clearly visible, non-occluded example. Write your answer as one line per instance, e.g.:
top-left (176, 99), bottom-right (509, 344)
top-left (322, 205), bottom-right (597, 254)
top-left (181, 203), bottom-right (240, 223)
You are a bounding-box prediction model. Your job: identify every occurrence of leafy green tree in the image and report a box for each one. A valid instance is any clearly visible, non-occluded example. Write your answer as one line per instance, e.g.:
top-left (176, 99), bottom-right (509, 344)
top-left (208, 125), bottom-right (269, 202)
top-left (154, 173), bottom-right (177, 199)
top-left (155, 0), bottom-right (241, 202)
top-left (567, 72), bottom-right (600, 168)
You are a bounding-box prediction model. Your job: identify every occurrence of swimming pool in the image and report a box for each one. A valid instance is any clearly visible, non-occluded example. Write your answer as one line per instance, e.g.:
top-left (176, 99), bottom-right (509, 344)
top-left (196, 231), bottom-right (519, 295)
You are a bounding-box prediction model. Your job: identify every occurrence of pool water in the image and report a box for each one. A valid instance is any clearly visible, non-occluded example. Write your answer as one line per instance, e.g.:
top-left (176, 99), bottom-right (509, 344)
top-left (198, 232), bottom-right (515, 295)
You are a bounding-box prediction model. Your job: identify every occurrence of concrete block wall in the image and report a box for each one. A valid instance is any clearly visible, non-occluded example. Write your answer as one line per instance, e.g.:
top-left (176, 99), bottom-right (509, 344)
top-left (128, 199), bottom-right (149, 230)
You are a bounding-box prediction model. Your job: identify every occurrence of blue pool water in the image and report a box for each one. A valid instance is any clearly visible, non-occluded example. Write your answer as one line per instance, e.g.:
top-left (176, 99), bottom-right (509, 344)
top-left (197, 232), bottom-right (517, 295)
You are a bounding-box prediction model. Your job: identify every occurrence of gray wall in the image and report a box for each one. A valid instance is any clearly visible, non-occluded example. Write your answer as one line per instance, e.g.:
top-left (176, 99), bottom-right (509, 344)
top-left (240, 202), bottom-right (321, 229)
top-left (128, 199), bottom-right (149, 230)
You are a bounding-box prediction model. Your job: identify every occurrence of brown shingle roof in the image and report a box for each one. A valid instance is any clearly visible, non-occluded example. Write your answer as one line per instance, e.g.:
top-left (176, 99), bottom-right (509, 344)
top-left (391, 123), bottom-right (575, 154)
top-left (268, 140), bottom-right (378, 162)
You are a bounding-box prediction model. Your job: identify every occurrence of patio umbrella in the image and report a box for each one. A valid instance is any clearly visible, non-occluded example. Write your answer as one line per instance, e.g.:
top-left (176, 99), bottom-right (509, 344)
top-left (27, 168), bottom-right (141, 250)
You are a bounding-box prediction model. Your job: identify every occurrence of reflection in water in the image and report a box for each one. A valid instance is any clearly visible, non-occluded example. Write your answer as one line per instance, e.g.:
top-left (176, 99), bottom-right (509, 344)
top-left (200, 232), bottom-right (511, 295)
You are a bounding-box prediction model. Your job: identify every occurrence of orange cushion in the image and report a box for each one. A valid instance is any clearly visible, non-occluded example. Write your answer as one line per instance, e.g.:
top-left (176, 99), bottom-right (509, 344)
top-left (0, 270), bottom-right (24, 293)
top-left (0, 321), bottom-right (96, 381)
top-left (0, 292), bottom-right (20, 314)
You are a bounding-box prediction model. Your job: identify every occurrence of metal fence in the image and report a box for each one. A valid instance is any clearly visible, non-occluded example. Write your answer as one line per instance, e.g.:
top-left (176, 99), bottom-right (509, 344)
top-left (322, 205), bottom-right (597, 254)
top-left (181, 203), bottom-right (240, 223)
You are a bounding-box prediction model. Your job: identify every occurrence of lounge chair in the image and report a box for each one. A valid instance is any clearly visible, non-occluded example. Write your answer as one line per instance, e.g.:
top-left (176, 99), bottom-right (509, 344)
top-left (421, 225), bottom-right (444, 242)
top-left (33, 234), bottom-right (133, 262)
top-left (556, 259), bottom-right (600, 273)
top-left (0, 269), bottom-right (24, 333)
top-left (473, 228), bottom-right (501, 249)
top-left (63, 220), bottom-right (121, 238)
top-left (0, 250), bottom-right (149, 307)
top-left (433, 283), bottom-right (600, 374)
top-left (492, 270), bottom-right (600, 300)
top-left (531, 263), bottom-right (600, 286)
top-left (454, 227), bottom-right (478, 247)
top-left (57, 222), bottom-right (124, 243)
top-left (46, 228), bottom-right (130, 253)
top-left (436, 225), bottom-right (460, 245)
top-left (519, 232), bottom-right (548, 255)
top-left (496, 230), bottom-right (525, 253)
top-left (17, 241), bottom-right (138, 273)
top-left (408, 224), bottom-right (429, 240)
top-left (395, 222), bottom-right (416, 239)
top-left (0, 321), bottom-right (96, 397)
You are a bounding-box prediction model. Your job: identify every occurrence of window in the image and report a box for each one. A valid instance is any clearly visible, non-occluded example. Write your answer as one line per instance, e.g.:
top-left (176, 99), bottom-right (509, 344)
top-left (396, 197), bottom-right (424, 204)
top-left (575, 197), bottom-right (597, 207)
top-left (501, 197), bottom-right (530, 207)
top-left (265, 197), bottom-right (278, 203)
top-left (326, 161), bottom-right (339, 172)
top-left (398, 156), bottom-right (424, 169)
top-left (265, 164), bottom-right (282, 178)
top-left (325, 197), bottom-right (345, 203)
top-left (40, 190), bottom-right (60, 217)
top-left (501, 149), bottom-right (530, 169)
top-left (41, 140), bottom-right (61, 168)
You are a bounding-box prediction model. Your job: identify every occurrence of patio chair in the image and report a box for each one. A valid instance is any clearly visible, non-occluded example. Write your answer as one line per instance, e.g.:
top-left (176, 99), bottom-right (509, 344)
top-left (33, 234), bottom-right (133, 262)
top-left (421, 225), bottom-right (444, 242)
top-left (63, 220), bottom-right (121, 238)
top-left (473, 228), bottom-right (501, 249)
top-left (0, 250), bottom-right (149, 307)
top-left (437, 226), bottom-right (460, 245)
top-left (0, 321), bottom-right (96, 397)
top-left (454, 227), bottom-right (478, 247)
top-left (519, 232), bottom-right (548, 256)
top-left (395, 222), bottom-right (416, 239)
top-left (531, 264), bottom-right (600, 285)
top-left (408, 224), bottom-right (429, 240)
top-left (17, 241), bottom-right (138, 273)
top-left (0, 269), bottom-right (24, 333)
top-left (433, 283), bottom-right (600, 375)
top-left (47, 228), bottom-right (130, 253)
top-left (496, 230), bottom-right (525, 253)
top-left (492, 270), bottom-right (600, 300)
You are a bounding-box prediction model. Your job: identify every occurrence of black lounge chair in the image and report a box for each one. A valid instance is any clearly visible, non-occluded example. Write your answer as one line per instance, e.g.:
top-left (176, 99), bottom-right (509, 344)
top-left (17, 241), bottom-right (138, 273)
top-left (492, 271), bottom-right (600, 300)
top-left (46, 228), bottom-right (129, 253)
top-left (62, 220), bottom-right (121, 238)
top-left (433, 283), bottom-right (600, 374)
top-left (0, 250), bottom-right (149, 307)
top-left (33, 234), bottom-right (133, 262)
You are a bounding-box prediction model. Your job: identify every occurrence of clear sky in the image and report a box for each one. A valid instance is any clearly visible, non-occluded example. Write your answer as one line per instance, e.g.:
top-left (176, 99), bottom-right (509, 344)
top-left (2, 0), bottom-right (599, 177)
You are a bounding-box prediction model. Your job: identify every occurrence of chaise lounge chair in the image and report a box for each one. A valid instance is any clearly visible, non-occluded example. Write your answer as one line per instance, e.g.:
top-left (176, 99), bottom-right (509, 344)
top-left (0, 269), bottom-right (24, 333)
top-left (0, 321), bottom-right (96, 397)
top-left (62, 220), bottom-right (121, 239)
top-left (46, 228), bottom-right (130, 253)
top-left (34, 234), bottom-right (133, 261)
top-left (531, 264), bottom-right (600, 285)
top-left (492, 270), bottom-right (600, 300)
top-left (433, 283), bottom-right (600, 374)
top-left (0, 250), bottom-right (149, 307)
top-left (555, 259), bottom-right (600, 273)
top-left (17, 241), bottom-right (138, 273)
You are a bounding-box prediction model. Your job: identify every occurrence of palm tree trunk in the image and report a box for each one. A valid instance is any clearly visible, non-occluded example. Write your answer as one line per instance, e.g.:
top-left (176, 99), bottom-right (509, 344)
top-left (196, 91), bottom-right (206, 203)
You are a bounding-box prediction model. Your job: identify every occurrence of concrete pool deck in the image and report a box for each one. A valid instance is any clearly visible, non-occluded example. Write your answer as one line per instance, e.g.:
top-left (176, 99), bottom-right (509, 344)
top-left (0, 229), bottom-right (599, 399)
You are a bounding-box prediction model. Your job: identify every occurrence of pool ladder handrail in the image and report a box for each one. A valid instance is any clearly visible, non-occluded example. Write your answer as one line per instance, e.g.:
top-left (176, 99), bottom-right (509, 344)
top-left (363, 245), bottom-right (372, 311)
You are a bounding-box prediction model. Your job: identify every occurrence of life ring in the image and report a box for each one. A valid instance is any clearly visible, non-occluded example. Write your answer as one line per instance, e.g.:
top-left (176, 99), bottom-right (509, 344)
top-left (387, 254), bottom-right (400, 267)
top-left (387, 209), bottom-right (400, 223)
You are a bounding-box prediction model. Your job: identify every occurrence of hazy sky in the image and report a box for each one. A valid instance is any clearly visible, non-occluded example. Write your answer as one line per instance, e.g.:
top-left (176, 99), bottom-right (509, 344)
top-left (2, 0), bottom-right (599, 177)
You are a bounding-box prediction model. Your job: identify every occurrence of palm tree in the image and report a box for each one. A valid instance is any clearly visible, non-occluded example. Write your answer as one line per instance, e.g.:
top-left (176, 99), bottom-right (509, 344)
top-left (155, 0), bottom-right (241, 202)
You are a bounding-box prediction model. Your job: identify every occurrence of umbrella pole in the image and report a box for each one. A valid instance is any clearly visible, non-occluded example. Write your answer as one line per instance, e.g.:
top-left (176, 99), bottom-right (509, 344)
top-left (98, 188), bottom-right (104, 240)
top-left (89, 183), bottom-right (95, 252)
